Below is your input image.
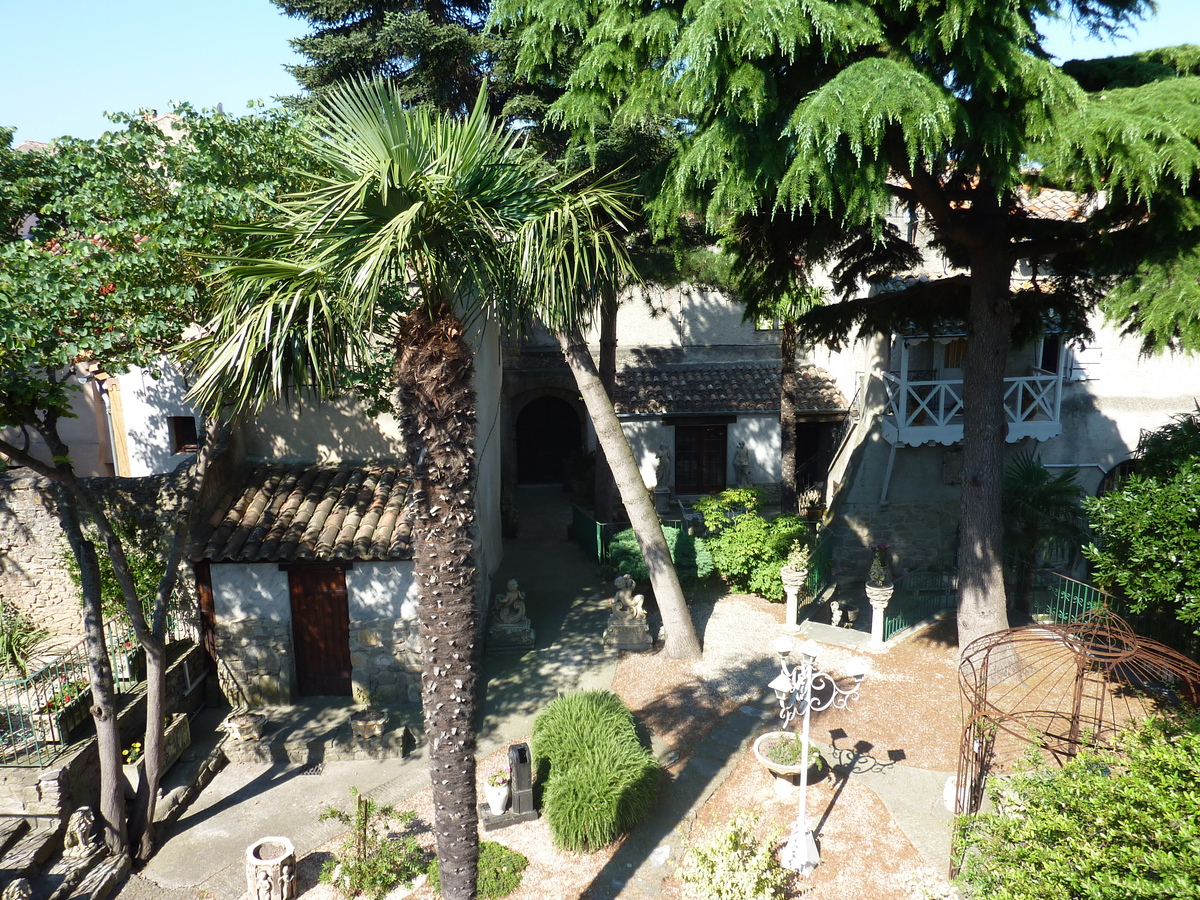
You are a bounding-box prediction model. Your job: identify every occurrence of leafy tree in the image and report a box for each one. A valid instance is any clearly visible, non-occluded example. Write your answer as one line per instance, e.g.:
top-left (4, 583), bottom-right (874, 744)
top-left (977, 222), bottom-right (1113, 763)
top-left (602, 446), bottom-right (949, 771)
top-left (0, 105), bottom-right (310, 856)
top-left (958, 714), bottom-right (1200, 900)
top-left (1136, 407), bottom-right (1200, 479)
top-left (179, 77), bottom-right (694, 900)
top-left (1084, 459), bottom-right (1200, 631)
top-left (500, 0), bottom-right (1200, 652)
top-left (1002, 451), bottom-right (1087, 612)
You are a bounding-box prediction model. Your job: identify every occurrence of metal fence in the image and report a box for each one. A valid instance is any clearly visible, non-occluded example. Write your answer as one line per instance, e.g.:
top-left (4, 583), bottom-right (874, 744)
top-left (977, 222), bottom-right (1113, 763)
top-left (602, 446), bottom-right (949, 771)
top-left (884, 568), bottom-right (958, 641)
top-left (0, 612), bottom-right (198, 767)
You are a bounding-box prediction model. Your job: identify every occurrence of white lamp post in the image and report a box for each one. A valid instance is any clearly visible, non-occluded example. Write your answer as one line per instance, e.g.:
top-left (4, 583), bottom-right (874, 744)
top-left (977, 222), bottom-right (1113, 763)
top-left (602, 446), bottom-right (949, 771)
top-left (768, 636), bottom-right (867, 875)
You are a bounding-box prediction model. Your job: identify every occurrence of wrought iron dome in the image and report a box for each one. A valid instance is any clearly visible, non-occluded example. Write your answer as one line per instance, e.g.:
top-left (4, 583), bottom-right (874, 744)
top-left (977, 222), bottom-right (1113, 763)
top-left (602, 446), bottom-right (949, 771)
top-left (954, 607), bottom-right (1200, 823)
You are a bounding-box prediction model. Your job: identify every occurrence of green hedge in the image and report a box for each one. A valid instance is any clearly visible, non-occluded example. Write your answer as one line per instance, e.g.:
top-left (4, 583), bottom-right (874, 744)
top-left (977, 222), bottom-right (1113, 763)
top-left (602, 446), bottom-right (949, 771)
top-left (532, 691), bottom-right (662, 852)
top-left (606, 525), bottom-right (713, 586)
top-left (695, 490), bottom-right (810, 601)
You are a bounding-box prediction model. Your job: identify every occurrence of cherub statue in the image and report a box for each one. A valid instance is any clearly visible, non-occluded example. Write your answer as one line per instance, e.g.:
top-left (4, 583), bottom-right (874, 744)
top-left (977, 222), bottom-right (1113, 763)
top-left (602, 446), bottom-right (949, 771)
top-left (1, 879), bottom-right (32, 900)
top-left (612, 574), bottom-right (646, 622)
top-left (495, 578), bottom-right (527, 624)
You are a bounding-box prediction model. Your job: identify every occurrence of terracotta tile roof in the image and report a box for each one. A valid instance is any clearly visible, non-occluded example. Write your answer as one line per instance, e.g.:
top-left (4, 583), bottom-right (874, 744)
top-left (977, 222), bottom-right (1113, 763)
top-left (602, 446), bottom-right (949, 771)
top-left (614, 363), bottom-right (846, 416)
top-left (1018, 186), bottom-right (1087, 222)
top-left (193, 461), bottom-right (412, 563)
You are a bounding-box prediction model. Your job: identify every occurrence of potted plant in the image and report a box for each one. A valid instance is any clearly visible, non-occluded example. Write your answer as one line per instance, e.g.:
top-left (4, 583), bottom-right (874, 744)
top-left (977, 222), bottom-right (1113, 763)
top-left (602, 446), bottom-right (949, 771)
top-left (753, 731), bottom-right (828, 797)
top-left (866, 543), bottom-right (895, 609)
top-left (483, 766), bottom-right (511, 816)
top-left (781, 539), bottom-right (810, 589)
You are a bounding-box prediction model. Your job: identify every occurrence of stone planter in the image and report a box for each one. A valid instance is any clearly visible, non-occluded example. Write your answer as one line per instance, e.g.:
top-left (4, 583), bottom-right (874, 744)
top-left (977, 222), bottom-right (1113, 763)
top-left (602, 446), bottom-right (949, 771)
top-left (226, 712), bottom-right (267, 741)
top-left (122, 714), bottom-right (191, 799)
top-left (349, 708), bottom-right (388, 740)
top-left (246, 836), bottom-right (296, 900)
top-left (484, 780), bottom-right (511, 816)
top-left (111, 645), bottom-right (146, 687)
top-left (122, 757), bottom-right (147, 800)
top-left (753, 731), bottom-right (828, 798)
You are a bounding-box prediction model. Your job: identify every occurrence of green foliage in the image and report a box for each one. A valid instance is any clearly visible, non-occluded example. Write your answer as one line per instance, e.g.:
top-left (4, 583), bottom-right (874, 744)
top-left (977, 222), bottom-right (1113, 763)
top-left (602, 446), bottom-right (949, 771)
top-left (1084, 459), bottom-right (1200, 630)
top-left (680, 816), bottom-right (786, 900)
top-left (318, 788), bottom-right (425, 900)
top-left (607, 525), bottom-right (712, 586)
top-left (61, 515), bottom-right (164, 620)
top-left (427, 840), bottom-right (528, 899)
top-left (1137, 408), bottom-right (1200, 478)
top-left (695, 490), bottom-right (808, 601)
top-left (0, 600), bottom-right (50, 677)
top-left (958, 714), bottom-right (1200, 900)
top-left (531, 690), bottom-right (662, 852)
top-left (1002, 451), bottom-right (1088, 568)
top-left (758, 733), bottom-right (825, 770)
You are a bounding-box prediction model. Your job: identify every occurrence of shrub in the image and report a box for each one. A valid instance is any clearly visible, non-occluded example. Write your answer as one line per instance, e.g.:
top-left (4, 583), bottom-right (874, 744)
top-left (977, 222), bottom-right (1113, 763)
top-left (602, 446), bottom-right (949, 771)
top-left (318, 788), bottom-right (425, 900)
top-left (427, 840), bottom-right (528, 899)
top-left (532, 690), bottom-right (662, 851)
top-left (695, 490), bottom-right (809, 600)
top-left (957, 714), bottom-right (1200, 900)
top-left (680, 816), bottom-right (786, 900)
top-left (606, 525), bottom-right (713, 587)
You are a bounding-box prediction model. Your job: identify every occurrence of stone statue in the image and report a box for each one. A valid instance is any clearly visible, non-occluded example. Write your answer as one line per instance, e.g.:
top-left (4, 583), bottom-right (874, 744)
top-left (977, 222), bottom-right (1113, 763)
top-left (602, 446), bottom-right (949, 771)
top-left (495, 579), bottom-right (527, 624)
top-left (732, 440), bottom-right (752, 487)
top-left (63, 806), bottom-right (99, 860)
top-left (612, 574), bottom-right (646, 622)
top-left (1, 879), bottom-right (31, 900)
top-left (654, 444), bottom-right (673, 492)
top-left (604, 574), bottom-right (652, 650)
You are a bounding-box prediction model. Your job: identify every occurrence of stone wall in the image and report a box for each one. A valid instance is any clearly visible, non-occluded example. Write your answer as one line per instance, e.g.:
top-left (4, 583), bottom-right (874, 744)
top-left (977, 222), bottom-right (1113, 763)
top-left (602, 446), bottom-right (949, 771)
top-left (829, 498), bottom-right (960, 581)
top-left (350, 617), bottom-right (423, 705)
top-left (0, 468), bottom-right (198, 641)
top-left (213, 618), bottom-right (295, 707)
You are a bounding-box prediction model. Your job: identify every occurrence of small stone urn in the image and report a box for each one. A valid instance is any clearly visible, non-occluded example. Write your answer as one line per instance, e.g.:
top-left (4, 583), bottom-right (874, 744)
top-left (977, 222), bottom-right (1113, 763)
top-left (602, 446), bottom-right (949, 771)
top-left (350, 708), bottom-right (388, 740)
top-left (226, 712), bottom-right (267, 741)
top-left (246, 836), bottom-right (296, 900)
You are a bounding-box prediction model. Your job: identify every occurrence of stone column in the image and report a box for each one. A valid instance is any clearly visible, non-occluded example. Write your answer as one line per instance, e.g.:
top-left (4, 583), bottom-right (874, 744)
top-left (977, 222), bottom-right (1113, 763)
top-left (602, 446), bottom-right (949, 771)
top-left (780, 566), bottom-right (807, 635)
top-left (247, 836), bottom-right (297, 900)
top-left (865, 582), bottom-right (894, 648)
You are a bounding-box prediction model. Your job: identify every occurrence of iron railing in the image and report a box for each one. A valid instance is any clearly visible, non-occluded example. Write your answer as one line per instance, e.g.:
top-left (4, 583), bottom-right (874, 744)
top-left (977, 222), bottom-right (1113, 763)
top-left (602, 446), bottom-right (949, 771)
top-left (0, 611), bottom-right (198, 767)
top-left (884, 568), bottom-right (958, 641)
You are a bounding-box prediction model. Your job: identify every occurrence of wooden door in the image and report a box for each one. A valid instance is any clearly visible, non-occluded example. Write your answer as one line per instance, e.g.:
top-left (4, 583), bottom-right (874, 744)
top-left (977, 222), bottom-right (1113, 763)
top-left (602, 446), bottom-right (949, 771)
top-left (288, 567), bottom-right (352, 696)
top-left (675, 424), bottom-right (728, 494)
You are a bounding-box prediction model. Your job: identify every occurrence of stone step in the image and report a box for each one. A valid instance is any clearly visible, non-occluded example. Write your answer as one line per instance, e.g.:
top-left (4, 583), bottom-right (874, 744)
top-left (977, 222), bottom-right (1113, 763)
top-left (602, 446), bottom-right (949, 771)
top-left (221, 720), bottom-right (419, 765)
top-left (0, 819), bottom-right (61, 890)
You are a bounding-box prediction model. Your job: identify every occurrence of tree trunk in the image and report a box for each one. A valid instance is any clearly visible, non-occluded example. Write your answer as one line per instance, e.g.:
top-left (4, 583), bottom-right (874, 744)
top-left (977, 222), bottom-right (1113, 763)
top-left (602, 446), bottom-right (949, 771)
top-left (779, 320), bottom-right (799, 515)
top-left (557, 329), bottom-right (702, 660)
top-left (956, 242), bottom-right (1014, 654)
top-left (594, 286), bottom-right (619, 524)
top-left (53, 488), bottom-right (127, 853)
top-left (396, 306), bottom-right (481, 900)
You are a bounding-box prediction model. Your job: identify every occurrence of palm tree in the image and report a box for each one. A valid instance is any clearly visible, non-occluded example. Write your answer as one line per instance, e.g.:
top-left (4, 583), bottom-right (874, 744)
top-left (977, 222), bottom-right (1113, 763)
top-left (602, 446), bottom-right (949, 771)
top-left (1002, 451), bottom-right (1088, 614)
top-left (180, 77), bottom-right (696, 898)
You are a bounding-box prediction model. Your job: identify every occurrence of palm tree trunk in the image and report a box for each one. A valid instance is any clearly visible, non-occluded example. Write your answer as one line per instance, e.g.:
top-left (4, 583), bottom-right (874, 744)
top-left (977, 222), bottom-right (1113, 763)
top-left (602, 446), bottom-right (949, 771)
top-left (956, 243), bottom-right (1014, 655)
top-left (557, 329), bottom-right (702, 660)
top-left (594, 286), bottom-right (619, 524)
top-left (396, 306), bottom-right (481, 900)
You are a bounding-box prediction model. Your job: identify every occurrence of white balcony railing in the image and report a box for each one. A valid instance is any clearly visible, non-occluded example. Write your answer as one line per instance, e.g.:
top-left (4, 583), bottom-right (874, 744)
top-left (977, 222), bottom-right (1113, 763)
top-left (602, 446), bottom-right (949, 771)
top-left (880, 369), bottom-right (1063, 446)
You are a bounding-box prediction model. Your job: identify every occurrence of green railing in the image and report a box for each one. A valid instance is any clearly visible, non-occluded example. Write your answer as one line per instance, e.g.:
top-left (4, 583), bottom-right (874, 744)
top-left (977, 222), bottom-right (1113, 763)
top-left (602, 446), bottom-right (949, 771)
top-left (0, 611), bottom-right (198, 767)
top-left (1028, 571), bottom-right (1108, 624)
top-left (570, 504), bottom-right (605, 563)
top-left (884, 568), bottom-right (958, 641)
top-left (797, 536), bottom-right (834, 621)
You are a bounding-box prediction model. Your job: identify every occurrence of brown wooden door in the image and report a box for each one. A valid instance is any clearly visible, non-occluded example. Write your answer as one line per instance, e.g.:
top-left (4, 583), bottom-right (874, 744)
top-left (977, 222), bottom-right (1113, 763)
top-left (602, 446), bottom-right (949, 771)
top-left (288, 567), bottom-right (352, 696)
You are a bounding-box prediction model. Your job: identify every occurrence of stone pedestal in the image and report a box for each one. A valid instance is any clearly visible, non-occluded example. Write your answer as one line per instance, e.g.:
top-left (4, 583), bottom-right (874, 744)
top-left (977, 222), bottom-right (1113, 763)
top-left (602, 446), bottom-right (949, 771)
top-left (603, 615), bottom-right (653, 651)
top-left (654, 489), bottom-right (671, 515)
top-left (780, 566), bottom-right (807, 634)
top-left (488, 620), bottom-right (535, 652)
top-left (865, 582), bottom-right (894, 648)
top-left (246, 836), bottom-right (296, 900)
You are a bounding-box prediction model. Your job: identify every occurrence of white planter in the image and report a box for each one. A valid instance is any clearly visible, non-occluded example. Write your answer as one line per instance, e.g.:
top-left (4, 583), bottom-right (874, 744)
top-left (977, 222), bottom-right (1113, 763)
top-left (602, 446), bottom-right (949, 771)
top-left (484, 781), bottom-right (510, 816)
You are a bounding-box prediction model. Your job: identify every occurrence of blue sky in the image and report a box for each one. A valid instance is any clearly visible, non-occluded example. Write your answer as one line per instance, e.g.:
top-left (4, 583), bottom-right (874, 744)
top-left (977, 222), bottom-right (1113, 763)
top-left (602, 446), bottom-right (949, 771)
top-left (1, 0), bottom-right (1198, 144)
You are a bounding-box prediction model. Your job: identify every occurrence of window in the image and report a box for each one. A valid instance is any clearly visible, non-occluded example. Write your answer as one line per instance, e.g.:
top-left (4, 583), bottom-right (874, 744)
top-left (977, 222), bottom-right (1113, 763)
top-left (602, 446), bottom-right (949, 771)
top-left (168, 416), bottom-right (200, 454)
top-left (755, 314), bottom-right (781, 331)
top-left (675, 424), bottom-right (728, 494)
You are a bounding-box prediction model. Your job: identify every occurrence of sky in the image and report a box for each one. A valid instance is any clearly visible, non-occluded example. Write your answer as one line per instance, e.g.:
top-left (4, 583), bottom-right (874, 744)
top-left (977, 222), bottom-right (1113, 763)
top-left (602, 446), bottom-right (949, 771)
top-left (1, 0), bottom-right (1199, 145)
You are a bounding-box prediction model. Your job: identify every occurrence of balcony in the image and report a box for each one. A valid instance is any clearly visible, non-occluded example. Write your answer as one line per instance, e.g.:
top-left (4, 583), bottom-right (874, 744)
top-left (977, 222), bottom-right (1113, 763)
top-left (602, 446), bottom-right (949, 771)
top-left (880, 368), bottom-right (1063, 447)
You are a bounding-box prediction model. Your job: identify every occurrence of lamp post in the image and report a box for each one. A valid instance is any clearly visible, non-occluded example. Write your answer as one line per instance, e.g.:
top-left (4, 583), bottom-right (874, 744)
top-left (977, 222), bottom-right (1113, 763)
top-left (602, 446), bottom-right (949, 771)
top-left (768, 636), bottom-right (867, 875)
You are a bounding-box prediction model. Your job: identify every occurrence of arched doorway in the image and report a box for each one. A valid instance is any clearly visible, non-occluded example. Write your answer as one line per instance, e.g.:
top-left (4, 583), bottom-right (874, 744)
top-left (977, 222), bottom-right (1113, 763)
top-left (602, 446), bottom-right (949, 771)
top-left (516, 396), bottom-right (582, 484)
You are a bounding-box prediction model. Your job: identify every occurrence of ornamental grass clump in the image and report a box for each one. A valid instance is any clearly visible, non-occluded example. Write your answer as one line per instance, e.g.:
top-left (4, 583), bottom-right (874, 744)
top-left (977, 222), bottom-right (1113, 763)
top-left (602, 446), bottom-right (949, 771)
top-left (532, 690), bottom-right (662, 851)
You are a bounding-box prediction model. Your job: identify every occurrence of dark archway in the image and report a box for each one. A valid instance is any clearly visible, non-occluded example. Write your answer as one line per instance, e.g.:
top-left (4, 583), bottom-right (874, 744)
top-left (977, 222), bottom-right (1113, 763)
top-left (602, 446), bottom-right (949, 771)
top-left (516, 396), bottom-right (582, 484)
